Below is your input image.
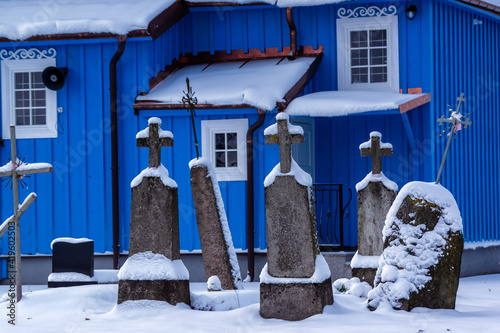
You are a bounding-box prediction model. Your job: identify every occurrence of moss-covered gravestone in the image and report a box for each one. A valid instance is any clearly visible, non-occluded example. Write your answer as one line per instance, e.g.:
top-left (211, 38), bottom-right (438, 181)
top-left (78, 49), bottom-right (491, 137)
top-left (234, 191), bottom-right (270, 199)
top-left (352, 132), bottom-right (397, 286)
top-left (367, 182), bottom-right (464, 311)
top-left (118, 117), bottom-right (190, 305)
top-left (260, 113), bottom-right (333, 321)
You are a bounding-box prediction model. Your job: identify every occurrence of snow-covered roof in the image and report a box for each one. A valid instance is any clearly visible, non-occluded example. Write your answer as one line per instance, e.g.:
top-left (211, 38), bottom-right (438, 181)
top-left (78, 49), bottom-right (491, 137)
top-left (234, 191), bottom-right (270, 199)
top-left (0, 0), bottom-right (177, 41)
top-left (187, 0), bottom-right (346, 7)
top-left (136, 56), bottom-right (318, 111)
top-left (286, 91), bottom-right (431, 117)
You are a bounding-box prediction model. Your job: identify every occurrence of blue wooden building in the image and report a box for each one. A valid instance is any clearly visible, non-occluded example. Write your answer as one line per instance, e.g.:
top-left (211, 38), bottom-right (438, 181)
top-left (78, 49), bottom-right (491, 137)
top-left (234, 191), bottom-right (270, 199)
top-left (0, 0), bottom-right (499, 281)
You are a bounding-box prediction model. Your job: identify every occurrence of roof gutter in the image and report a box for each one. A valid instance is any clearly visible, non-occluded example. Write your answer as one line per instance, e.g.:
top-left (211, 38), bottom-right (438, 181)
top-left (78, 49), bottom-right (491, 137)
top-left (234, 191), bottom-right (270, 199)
top-left (286, 7), bottom-right (297, 60)
top-left (110, 35), bottom-right (127, 270)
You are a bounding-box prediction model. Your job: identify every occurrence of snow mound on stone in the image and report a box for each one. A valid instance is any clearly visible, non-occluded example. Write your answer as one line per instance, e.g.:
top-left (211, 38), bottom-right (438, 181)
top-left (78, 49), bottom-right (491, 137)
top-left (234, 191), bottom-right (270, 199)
top-left (367, 181), bottom-right (462, 309)
top-left (118, 251), bottom-right (189, 281)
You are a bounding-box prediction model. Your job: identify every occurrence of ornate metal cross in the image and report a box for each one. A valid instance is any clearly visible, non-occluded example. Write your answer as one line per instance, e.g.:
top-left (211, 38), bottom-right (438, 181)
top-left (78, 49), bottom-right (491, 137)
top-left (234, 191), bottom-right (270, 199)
top-left (0, 125), bottom-right (53, 302)
top-left (137, 118), bottom-right (173, 168)
top-left (360, 133), bottom-right (393, 175)
top-left (435, 93), bottom-right (472, 184)
top-left (181, 77), bottom-right (200, 159)
top-left (265, 115), bottom-right (304, 173)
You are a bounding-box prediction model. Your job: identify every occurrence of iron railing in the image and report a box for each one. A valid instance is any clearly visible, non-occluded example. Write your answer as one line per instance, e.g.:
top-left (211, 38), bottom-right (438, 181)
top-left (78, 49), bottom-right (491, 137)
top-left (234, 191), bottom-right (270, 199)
top-left (312, 183), bottom-right (352, 249)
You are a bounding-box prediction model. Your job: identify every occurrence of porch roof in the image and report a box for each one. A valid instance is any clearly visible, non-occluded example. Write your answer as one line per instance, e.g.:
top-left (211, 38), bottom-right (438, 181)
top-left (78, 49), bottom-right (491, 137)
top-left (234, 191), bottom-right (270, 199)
top-left (285, 90), bottom-right (431, 117)
top-left (134, 48), bottom-right (323, 112)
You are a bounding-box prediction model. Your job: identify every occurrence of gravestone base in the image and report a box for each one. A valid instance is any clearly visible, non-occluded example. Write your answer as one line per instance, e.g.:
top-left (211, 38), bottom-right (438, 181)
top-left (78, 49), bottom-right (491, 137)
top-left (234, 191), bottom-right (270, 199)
top-left (351, 268), bottom-right (377, 286)
top-left (48, 281), bottom-right (98, 288)
top-left (117, 279), bottom-right (190, 305)
top-left (260, 278), bottom-right (333, 321)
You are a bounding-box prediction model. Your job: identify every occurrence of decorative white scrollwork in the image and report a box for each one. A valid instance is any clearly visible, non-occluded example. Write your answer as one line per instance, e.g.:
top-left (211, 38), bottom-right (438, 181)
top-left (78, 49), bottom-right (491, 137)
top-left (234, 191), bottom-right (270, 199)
top-left (337, 5), bottom-right (398, 19)
top-left (0, 48), bottom-right (57, 60)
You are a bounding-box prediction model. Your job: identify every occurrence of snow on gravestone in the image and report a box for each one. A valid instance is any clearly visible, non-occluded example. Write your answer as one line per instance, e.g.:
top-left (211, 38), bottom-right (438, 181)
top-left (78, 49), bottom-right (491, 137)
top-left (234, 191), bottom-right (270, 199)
top-left (260, 113), bottom-right (333, 321)
top-left (189, 157), bottom-right (242, 290)
top-left (352, 132), bottom-right (398, 286)
top-left (118, 117), bottom-right (190, 305)
top-left (367, 182), bottom-right (464, 311)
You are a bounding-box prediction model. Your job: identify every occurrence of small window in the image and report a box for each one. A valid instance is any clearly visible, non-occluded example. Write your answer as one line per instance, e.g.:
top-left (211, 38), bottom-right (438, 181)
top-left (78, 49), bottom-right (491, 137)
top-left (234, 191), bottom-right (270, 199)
top-left (1, 58), bottom-right (58, 139)
top-left (201, 119), bottom-right (248, 181)
top-left (337, 16), bottom-right (399, 91)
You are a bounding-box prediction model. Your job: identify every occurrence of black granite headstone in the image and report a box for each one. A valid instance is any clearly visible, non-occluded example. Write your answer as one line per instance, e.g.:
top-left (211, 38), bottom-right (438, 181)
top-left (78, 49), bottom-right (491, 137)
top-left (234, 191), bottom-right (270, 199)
top-left (49, 239), bottom-right (96, 288)
top-left (52, 239), bottom-right (94, 276)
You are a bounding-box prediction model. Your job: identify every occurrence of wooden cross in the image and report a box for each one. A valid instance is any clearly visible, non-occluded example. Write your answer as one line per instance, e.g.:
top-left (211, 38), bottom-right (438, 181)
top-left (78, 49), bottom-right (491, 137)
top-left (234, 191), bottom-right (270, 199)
top-left (360, 133), bottom-right (393, 175)
top-left (136, 118), bottom-right (173, 168)
top-left (265, 115), bottom-right (304, 173)
top-left (0, 125), bottom-right (53, 302)
top-left (435, 93), bottom-right (471, 184)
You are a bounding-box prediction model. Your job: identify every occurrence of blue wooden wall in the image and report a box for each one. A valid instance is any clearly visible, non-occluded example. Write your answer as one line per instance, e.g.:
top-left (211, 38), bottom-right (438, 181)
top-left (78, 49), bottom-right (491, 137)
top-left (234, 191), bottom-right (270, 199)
top-left (430, 0), bottom-right (500, 242)
top-left (1, 0), bottom-right (500, 279)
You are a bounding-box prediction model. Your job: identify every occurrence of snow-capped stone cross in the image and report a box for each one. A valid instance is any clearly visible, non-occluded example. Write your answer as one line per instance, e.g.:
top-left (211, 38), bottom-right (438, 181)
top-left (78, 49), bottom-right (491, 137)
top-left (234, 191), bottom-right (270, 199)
top-left (264, 113), bottom-right (304, 173)
top-left (360, 132), bottom-right (393, 175)
top-left (0, 125), bottom-right (52, 302)
top-left (136, 117), bottom-right (173, 168)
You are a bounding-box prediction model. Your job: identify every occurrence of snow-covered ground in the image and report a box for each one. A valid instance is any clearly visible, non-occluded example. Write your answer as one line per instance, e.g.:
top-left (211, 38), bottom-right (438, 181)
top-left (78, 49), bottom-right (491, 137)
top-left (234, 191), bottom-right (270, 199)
top-left (1, 274), bottom-right (500, 332)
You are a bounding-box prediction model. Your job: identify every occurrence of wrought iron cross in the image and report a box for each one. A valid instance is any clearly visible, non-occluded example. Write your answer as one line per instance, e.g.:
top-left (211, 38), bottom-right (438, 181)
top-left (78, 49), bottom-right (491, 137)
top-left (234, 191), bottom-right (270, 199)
top-left (435, 93), bottom-right (472, 184)
top-left (360, 133), bottom-right (393, 175)
top-left (181, 77), bottom-right (200, 159)
top-left (137, 119), bottom-right (173, 168)
top-left (0, 125), bottom-right (53, 302)
top-left (265, 115), bottom-right (304, 173)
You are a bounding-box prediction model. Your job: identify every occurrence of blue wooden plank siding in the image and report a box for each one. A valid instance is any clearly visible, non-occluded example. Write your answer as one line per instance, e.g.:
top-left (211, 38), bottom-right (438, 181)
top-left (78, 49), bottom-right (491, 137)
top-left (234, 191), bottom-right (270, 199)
top-left (431, 0), bottom-right (500, 242)
top-left (0, 0), bottom-right (499, 272)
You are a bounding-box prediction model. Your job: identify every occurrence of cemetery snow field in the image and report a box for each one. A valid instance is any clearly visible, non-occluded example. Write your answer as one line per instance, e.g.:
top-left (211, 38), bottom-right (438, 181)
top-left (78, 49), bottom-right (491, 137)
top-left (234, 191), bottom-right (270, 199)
top-left (1, 275), bottom-right (500, 332)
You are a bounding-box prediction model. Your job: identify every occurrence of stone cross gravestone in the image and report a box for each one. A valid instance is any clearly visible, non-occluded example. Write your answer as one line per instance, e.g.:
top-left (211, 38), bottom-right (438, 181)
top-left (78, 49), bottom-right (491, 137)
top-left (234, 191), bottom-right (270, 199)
top-left (260, 113), bottom-right (333, 321)
top-left (118, 117), bottom-right (190, 305)
top-left (352, 132), bottom-right (397, 286)
top-left (190, 157), bottom-right (242, 290)
top-left (367, 182), bottom-right (464, 311)
top-left (48, 238), bottom-right (97, 288)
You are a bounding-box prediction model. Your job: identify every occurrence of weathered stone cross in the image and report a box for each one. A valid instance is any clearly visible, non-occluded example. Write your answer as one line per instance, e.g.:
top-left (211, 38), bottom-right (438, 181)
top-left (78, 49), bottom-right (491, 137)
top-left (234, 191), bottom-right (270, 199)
top-left (360, 133), bottom-right (393, 175)
top-left (0, 125), bottom-right (53, 302)
top-left (136, 118), bottom-right (173, 168)
top-left (265, 114), bottom-right (304, 173)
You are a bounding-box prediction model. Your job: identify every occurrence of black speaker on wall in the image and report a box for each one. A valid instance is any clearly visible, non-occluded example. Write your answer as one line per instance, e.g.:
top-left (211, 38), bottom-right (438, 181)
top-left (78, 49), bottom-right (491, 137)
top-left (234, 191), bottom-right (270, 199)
top-left (42, 66), bottom-right (68, 91)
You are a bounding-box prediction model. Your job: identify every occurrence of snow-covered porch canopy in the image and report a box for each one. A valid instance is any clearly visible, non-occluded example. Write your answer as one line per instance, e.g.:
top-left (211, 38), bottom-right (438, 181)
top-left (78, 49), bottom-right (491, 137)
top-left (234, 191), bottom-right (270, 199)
top-left (133, 47), bottom-right (323, 112)
top-left (286, 90), bottom-right (432, 152)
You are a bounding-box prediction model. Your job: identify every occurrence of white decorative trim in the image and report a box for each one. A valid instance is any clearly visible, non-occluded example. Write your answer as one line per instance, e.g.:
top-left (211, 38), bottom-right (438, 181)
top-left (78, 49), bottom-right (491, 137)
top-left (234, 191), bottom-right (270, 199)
top-left (0, 48), bottom-right (57, 60)
top-left (337, 5), bottom-right (398, 19)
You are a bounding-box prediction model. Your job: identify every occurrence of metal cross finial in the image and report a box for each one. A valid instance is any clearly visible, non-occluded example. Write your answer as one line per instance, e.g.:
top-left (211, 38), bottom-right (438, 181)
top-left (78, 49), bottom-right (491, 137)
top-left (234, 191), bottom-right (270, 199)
top-left (181, 77), bottom-right (200, 159)
top-left (265, 115), bottom-right (304, 173)
top-left (136, 119), bottom-right (173, 168)
top-left (435, 93), bottom-right (472, 184)
top-left (360, 133), bottom-right (393, 175)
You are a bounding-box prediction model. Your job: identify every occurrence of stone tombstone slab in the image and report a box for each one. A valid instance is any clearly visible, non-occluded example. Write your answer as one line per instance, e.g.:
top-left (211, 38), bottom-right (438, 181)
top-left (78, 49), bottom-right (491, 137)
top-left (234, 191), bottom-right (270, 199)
top-left (261, 113), bottom-right (333, 321)
top-left (49, 238), bottom-right (97, 288)
top-left (118, 117), bottom-right (190, 305)
top-left (352, 132), bottom-right (397, 285)
top-left (189, 158), bottom-right (242, 290)
top-left (367, 182), bottom-right (464, 311)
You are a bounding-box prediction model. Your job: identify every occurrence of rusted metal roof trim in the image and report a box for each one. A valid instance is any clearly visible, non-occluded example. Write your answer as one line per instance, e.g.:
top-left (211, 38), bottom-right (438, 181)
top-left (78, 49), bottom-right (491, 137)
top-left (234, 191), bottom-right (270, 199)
top-left (457, 0), bottom-right (500, 16)
top-left (148, 0), bottom-right (189, 40)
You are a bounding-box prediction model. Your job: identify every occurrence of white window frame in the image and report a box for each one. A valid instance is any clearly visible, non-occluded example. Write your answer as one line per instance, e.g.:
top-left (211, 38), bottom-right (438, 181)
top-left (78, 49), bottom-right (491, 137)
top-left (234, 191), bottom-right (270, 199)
top-left (1, 58), bottom-right (58, 139)
top-left (201, 119), bottom-right (248, 182)
top-left (336, 15), bottom-right (399, 92)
